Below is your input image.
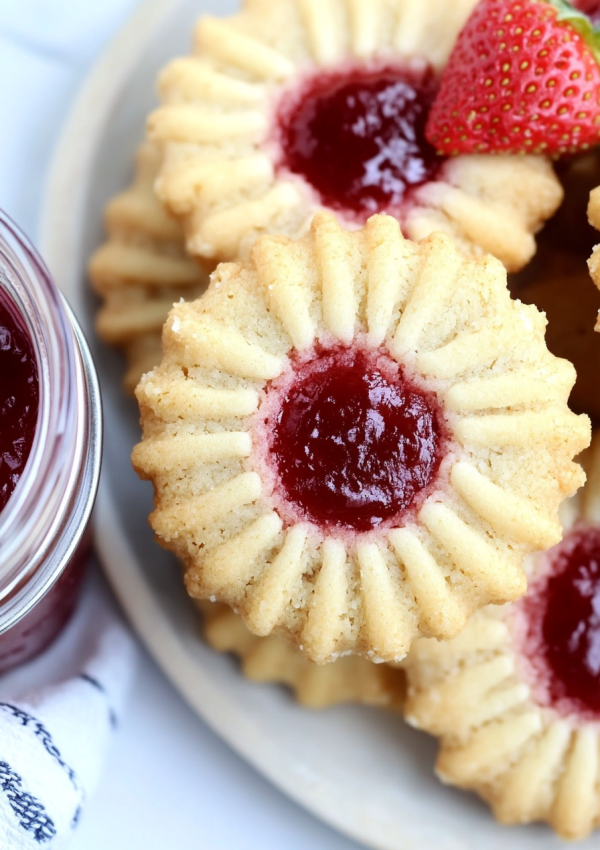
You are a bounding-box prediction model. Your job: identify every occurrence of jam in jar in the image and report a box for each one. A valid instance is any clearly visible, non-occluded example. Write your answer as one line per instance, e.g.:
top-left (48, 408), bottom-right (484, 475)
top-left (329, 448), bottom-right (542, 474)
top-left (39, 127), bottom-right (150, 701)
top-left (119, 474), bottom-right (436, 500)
top-left (0, 212), bottom-right (101, 675)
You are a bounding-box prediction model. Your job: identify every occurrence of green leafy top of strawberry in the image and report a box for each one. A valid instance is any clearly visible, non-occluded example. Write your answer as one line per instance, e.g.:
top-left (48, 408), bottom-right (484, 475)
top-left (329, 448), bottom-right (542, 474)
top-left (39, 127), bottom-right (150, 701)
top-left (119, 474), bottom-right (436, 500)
top-left (426, 0), bottom-right (600, 157)
top-left (552, 0), bottom-right (600, 61)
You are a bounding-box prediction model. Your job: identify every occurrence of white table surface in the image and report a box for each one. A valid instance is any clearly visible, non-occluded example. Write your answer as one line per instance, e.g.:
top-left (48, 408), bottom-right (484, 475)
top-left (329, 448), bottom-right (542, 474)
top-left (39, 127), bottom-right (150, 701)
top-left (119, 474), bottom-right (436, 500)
top-left (0, 3), bottom-right (365, 848)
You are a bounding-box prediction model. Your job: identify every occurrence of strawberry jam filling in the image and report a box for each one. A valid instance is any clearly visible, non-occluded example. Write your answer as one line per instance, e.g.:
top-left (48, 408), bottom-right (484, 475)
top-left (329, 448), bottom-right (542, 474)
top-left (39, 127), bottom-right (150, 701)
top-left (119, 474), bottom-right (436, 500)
top-left (523, 528), bottom-right (600, 718)
top-left (0, 292), bottom-right (38, 513)
top-left (268, 347), bottom-right (443, 533)
top-left (277, 66), bottom-right (443, 219)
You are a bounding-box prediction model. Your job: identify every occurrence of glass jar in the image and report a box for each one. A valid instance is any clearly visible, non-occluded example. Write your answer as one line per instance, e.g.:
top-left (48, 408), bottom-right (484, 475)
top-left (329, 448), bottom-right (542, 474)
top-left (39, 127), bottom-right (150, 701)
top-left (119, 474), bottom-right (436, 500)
top-left (0, 211), bottom-right (102, 674)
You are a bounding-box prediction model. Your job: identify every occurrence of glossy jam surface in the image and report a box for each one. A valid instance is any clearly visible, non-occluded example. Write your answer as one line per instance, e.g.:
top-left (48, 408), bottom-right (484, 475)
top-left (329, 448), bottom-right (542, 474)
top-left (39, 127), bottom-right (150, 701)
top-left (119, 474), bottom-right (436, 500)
top-left (0, 293), bottom-right (38, 513)
top-left (270, 348), bottom-right (443, 532)
top-left (278, 66), bottom-right (443, 218)
top-left (536, 529), bottom-right (600, 716)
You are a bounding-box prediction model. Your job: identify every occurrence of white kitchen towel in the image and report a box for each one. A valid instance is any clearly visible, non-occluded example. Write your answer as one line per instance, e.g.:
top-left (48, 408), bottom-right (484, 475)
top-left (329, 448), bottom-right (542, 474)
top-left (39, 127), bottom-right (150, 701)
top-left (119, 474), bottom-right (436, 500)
top-left (0, 613), bottom-right (136, 849)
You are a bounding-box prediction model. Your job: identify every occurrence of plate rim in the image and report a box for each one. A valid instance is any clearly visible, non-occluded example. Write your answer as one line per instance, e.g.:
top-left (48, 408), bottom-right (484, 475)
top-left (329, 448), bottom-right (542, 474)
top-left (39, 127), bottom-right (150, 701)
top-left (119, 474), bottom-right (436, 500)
top-left (41, 0), bottom-right (174, 318)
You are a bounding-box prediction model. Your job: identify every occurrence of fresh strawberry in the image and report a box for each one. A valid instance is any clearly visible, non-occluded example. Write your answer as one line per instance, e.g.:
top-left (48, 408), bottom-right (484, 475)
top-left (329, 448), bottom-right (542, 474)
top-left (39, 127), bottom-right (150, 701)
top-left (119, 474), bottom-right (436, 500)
top-left (426, 0), bottom-right (600, 156)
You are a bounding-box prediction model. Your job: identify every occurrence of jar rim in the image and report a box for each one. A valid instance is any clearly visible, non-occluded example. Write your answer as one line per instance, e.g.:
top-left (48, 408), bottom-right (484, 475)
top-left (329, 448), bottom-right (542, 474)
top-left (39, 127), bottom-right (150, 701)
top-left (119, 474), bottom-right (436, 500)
top-left (0, 211), bottom-right (102, 632)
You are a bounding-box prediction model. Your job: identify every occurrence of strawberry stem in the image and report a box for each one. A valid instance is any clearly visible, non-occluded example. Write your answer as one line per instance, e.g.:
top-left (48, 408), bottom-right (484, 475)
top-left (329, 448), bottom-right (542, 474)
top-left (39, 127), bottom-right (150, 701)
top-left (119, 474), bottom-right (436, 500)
top-left (548, 0), bottom-right (600, 63)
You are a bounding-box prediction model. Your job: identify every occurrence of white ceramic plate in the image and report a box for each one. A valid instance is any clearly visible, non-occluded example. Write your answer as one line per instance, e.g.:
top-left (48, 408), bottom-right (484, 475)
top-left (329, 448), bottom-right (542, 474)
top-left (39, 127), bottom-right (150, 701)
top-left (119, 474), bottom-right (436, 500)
top-left (40, 3), bottom-right (587, 848)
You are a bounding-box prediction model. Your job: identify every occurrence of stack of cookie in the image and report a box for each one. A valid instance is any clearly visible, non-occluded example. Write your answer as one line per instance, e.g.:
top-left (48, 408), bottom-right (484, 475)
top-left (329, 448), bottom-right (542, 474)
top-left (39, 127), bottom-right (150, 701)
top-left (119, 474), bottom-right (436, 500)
top-left (89, 142), bottom-right (207, 392)
top-left (91, 0), bottom-right (600, 840)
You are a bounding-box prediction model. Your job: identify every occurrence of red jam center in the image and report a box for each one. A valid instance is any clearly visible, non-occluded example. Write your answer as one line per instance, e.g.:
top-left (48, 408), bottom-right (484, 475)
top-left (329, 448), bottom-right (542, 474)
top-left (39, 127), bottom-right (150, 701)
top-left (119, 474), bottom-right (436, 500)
top-left (277, 66), bottom-right (443, 218)
top-left (529, 529), bottom-right (600, 717)
top-left (270, 348), bottom-right (442, 532)
top-left (0, 292), bottom-right (38, 513)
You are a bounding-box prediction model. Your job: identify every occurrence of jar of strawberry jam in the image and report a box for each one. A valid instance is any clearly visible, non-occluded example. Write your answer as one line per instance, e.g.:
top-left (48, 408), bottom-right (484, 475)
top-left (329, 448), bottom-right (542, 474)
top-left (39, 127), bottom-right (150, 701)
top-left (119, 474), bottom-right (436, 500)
top-left (0, 211), bottom-right (101, 675)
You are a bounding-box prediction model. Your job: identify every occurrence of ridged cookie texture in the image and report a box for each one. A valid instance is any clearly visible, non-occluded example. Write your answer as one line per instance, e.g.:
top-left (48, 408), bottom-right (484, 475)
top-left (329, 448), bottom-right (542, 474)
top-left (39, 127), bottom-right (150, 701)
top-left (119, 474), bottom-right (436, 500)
top-left (508, 152), bottom-right (600, 418)
top-left (198, 601), bottom-right (405, 710)
top-left (89, 143), bottom-right (208, 392)
top-left (588, 184), bottom-right (600, 237)
top-left (148, 0), bottom-right (562, 272)
top-left (587, 184), bottom-right (600, 332)
top-left (132, 212), bottom-right (589, 664)
top-left (405, 435), bottom-right (600, 841)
